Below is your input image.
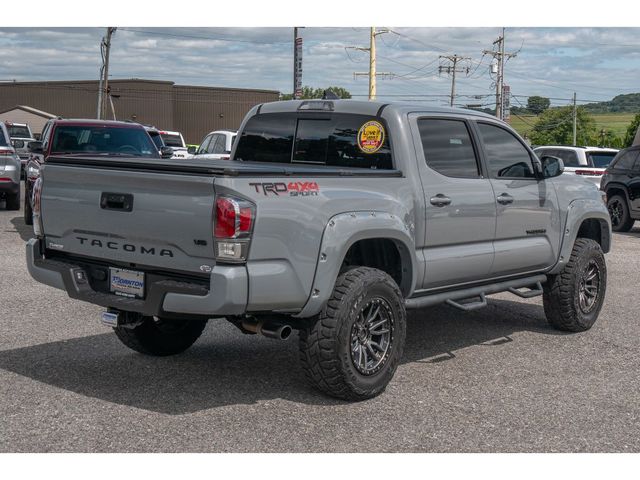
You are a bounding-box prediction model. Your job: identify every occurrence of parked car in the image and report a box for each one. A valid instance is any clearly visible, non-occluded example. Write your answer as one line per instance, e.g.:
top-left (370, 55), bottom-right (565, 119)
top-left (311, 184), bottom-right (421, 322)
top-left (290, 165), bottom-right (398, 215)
top-left (142, 126), bottom-right (188, 159)
top-left (600, 145), bottom-right (640, 232)
top-left (189, 130), bottom-right (237, 160)
top-left (533, 145), bottom-right (618, 186)
top-left (27, 100), bottom-right (611, 401)
top-left (4, 121), bottom-right (36, 176)
top-left (0, 122), bottom-right (21, 210)
top-left (24, 119), bottom-right (169, 225)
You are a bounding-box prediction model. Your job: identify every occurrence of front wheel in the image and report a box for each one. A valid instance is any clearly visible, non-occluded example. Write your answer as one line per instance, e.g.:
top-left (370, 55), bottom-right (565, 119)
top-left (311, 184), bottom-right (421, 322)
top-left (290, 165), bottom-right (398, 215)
top-left (114, 316), bottom-right (208, 356)
top-left (299, 267), bottom-right (406, 401)
top-left (607, 194), bottom-right (634, 232)
top-left (543, 238), bottom-right (607, 332)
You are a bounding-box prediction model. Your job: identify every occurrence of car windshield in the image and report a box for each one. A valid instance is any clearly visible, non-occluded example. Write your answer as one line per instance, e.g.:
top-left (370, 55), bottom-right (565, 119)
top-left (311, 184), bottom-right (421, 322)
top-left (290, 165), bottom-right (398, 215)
top-left (587, 152), bottom-right (617, 168)
top-left (51, 125), bottom-right (160, 157)
top-left (7, 125), bottom-right (31, 138)
top-left (0, 129), bottom-right (7, 146)
top-left (148, 131), bottom-right (164, 149)
top-left (160, 133), bottom-right (184, 148)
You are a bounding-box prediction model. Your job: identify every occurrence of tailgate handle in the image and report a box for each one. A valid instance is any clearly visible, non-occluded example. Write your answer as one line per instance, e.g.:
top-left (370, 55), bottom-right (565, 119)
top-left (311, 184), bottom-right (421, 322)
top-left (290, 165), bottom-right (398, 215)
top-left (100, 192), bottom-right (133, 212)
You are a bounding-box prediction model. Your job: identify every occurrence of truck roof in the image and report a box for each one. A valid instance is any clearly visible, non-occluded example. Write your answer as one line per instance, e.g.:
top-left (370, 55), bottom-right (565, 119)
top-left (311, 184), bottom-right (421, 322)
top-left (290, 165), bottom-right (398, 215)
top-left (259, 99), bottom-right (499, 120)
top-left (51, 119), bottom-right (146, 128)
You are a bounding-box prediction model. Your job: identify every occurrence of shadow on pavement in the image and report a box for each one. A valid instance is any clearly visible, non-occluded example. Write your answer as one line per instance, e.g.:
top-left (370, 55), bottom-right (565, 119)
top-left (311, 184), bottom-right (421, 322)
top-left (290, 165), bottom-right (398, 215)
top-left (9, 216), bottom-right (33, 243)
top-left (0, 298), bottom-right (559, 415)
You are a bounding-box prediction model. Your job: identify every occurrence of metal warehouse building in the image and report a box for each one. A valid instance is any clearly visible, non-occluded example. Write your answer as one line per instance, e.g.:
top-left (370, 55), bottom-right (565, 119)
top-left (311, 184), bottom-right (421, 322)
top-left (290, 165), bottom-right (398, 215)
top-left (0, 79), bottom-right (280, 144)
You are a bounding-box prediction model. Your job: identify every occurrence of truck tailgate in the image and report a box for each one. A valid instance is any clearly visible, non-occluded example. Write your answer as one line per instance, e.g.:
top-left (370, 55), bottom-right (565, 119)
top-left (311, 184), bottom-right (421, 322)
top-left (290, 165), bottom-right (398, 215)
top-left (40, 164), bottom-right (216, 275)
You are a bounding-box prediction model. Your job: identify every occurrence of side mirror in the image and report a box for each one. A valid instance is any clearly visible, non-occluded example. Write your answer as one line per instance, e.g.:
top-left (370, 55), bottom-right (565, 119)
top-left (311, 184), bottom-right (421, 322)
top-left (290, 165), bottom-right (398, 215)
top-left (28, 141), bottom-right (43, 154)
top-left (187, 146), bottom-right (196, 155)
top-left (160, 146), bottom-right (174, 159)
top-left (12, 139), bottom-right (25, 149)
top-left (540, 155), bottom-right (564, 178)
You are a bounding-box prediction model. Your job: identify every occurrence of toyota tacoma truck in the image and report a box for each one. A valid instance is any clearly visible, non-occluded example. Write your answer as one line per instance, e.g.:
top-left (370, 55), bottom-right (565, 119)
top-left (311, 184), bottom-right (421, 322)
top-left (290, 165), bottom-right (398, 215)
top-left (26, 100), bottom-right (612, 401)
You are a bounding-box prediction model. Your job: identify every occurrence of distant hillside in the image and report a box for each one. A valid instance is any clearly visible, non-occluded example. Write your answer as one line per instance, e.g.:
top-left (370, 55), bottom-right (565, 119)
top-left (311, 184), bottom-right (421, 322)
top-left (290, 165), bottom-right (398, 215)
top-left (583, 93), bottom-right (640, 113)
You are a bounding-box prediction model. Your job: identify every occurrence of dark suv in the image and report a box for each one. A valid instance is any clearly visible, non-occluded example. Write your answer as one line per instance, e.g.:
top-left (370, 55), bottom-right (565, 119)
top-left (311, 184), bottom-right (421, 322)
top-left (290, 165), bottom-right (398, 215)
top-left (24, 119), bottom-right (166, 225)
top-left (600, 145), bottom-right (640, 232)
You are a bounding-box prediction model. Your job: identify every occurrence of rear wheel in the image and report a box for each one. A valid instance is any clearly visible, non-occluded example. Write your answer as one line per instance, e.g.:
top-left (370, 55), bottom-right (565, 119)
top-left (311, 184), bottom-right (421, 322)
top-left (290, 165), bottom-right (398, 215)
top-left (23, 185), bottom-right (33, 225)
top-left (114, 316), bottom-right (208, 356)
top-left (299, 267), bottom-right (406, 401)
top-left (607, 194), bottom-right (634, 232)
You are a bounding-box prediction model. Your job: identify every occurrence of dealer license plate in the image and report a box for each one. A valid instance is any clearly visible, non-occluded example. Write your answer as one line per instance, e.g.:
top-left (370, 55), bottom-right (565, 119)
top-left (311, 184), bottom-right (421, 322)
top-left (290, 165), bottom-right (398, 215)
top-left (109, 268), bottom-right (145, 299)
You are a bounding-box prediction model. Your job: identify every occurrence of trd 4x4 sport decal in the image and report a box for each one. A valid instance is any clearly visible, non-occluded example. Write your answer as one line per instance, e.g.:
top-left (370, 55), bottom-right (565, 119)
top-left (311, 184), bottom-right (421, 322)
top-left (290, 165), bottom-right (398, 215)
top-left (249, 181), bottom-right (320, 197)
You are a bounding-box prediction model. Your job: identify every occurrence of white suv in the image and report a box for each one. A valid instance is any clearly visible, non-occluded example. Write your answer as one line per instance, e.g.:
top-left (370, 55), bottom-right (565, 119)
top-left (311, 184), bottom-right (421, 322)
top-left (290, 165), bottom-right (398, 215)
top-left (533, 145), bottom-right (618, 185)
top-left (189, 130), bottom-right (237, 160)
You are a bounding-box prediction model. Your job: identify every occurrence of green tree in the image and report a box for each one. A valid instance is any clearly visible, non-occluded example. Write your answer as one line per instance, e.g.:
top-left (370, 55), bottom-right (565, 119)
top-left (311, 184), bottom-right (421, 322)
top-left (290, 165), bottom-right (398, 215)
top-left (529, 106), bottom-right (597, 146)
top-left (526, 96), bottom-right (551, 115)
top-left (623, 112), bottom-right (640, 147)
top-left (281, 86), bottom-right (352, 100)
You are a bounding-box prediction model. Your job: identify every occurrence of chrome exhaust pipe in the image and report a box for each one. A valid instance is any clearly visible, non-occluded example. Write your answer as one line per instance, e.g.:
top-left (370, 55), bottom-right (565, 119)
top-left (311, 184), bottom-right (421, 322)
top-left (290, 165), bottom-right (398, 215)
top-left (241, 318), bottom-right (292, 340)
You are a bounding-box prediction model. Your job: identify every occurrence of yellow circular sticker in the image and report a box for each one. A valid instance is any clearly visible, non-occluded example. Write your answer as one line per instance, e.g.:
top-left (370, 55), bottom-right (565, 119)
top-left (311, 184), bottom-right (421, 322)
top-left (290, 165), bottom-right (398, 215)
top-left (357, 120), bottom-right (385, 154)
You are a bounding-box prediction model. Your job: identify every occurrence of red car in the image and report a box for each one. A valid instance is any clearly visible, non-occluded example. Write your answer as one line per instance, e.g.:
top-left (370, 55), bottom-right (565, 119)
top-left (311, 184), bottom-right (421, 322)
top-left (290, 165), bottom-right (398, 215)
top-left (24, 119), bottom-right (171, 225)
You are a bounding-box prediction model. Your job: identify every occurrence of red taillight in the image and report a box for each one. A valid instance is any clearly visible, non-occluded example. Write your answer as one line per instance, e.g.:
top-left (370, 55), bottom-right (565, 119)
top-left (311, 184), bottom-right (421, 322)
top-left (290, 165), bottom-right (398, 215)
top-left (214, 196), bottom-right (254, 239)
top-left (0, 177), bottom-right (12, 182)
top-left (575, 169), bottom-right (603, 176)
top-left (214, 195), bottom-right (255, 263)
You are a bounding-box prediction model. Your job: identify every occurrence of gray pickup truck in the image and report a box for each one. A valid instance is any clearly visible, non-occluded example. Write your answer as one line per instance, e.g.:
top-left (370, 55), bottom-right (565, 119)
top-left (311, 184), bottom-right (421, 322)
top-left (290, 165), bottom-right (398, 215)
top-left (27, 100), bottom-right (611, 400)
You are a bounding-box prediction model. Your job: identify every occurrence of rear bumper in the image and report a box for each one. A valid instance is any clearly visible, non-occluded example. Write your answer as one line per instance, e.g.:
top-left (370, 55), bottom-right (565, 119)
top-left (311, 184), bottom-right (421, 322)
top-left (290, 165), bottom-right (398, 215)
top-left (26, 238), bottom-right (248, 317)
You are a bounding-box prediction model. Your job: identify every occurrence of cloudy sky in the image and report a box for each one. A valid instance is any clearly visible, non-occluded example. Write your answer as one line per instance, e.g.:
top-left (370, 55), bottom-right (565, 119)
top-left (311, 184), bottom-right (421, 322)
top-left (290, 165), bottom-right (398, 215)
top-left (1, 27), bottom-right (639, 108)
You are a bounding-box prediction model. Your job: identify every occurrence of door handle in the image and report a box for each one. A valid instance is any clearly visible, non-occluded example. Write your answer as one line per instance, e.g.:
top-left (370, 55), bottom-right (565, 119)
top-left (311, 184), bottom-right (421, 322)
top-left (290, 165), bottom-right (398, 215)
top-left (430, 194), bottom-right (452, 207)
top-left (496, 193), bottom-right (514, 205)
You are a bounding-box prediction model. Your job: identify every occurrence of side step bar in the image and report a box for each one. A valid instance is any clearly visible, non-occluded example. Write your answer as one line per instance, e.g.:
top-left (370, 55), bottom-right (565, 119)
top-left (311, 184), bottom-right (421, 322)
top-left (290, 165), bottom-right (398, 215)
top-left (405, 274), bottom-right (547, 311)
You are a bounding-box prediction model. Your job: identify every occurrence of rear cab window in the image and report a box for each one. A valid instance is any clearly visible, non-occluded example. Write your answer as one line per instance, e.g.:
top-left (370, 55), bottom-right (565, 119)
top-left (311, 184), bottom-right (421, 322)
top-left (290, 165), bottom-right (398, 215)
top-left (160, 133), bottom-right (185, 148)
top-left (234, 113), bottom-right (393, 169)
top-left (7, 124), bottom-right (31, 138)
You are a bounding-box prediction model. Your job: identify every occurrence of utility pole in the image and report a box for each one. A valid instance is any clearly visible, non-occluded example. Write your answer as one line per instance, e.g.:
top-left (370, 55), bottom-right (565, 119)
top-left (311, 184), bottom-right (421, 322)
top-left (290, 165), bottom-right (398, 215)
top-left (438, 54), bottom-right (471, 107)
top-left (98, 27), bottom-right (116, 120)
top-left (349, 27), bottom-right (393, 100)
top-left (483, 28), bottom-right (517, 120)
top-left (572, 92), bottom-right (577, 146)
top-left (293, 27), bottom-right (303, 99)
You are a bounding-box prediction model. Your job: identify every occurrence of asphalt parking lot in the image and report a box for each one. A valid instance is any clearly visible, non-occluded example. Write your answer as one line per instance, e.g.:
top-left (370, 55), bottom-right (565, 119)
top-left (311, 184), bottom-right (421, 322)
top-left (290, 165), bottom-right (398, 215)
top-left (1, 186), bottom-right (639, 453)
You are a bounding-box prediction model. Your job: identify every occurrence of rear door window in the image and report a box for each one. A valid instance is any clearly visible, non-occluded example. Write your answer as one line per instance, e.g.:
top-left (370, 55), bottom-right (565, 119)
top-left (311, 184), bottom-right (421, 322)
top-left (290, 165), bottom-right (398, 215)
top-left (587, 151), bottom-right (617, 168)
top-left (234, 113), bottom-right (393, 169)
top-left (553, 149), bottom-right (580, 167)
top-left (417, 118), bottom-right (480, 178)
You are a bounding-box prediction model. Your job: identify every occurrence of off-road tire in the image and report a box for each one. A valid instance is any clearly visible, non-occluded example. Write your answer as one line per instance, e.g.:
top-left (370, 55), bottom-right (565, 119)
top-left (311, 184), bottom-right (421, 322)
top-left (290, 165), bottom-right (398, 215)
top-left (114, 316), bottom-right (208, 356)
top-left (299, 267), bottom-right (406, 401)
top-left (23, 186), bottom-right (33, 225)
top-left (543, 238), bottom-right (607, 332)
top-left (6, 188), bottom-right (20, 211)
top-left (607, 194), bottom-right (634, 232)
